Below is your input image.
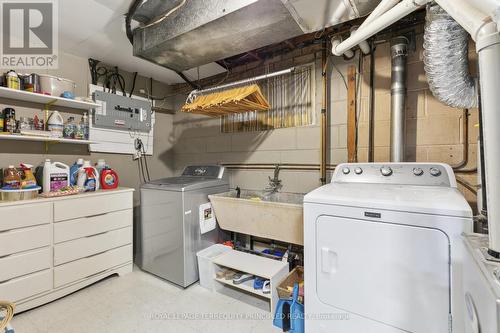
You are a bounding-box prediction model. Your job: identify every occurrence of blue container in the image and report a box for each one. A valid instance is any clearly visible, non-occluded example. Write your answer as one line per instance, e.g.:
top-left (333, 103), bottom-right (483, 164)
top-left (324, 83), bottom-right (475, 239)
top-left (273, 284), bottom-right (304, 333)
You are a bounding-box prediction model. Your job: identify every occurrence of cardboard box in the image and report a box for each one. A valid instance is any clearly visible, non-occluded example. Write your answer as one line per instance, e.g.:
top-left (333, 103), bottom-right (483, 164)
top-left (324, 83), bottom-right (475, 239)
top-left (276, 266), bottom-right (304, 303)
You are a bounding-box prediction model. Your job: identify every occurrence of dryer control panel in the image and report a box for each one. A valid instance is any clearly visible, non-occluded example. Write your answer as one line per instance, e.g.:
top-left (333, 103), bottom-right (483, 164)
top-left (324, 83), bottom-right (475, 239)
top-left (333, 163), bottom-right (456, 187)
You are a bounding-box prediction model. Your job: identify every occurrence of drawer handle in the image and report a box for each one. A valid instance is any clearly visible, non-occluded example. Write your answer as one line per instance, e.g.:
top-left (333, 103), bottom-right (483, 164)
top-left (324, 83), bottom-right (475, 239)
top-left (85, 212), bottom-right (109, 219)
top-left (83, 250), bottom-right (109, 259)
top-left (0, 253), bottom-right (12, 259)
top-left (85, 231), bottom-right (109, 238)
top-left (0, 277), bottom-right (13, 284)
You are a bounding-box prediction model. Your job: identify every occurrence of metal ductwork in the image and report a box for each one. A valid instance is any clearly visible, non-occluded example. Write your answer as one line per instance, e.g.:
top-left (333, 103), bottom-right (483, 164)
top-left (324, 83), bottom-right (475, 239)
top-left (423, 4), bottom-right (478, 109)
top-left (131, 0), bottom-right (382, 72)
top-left (390, 37), bottom-right (408, 162)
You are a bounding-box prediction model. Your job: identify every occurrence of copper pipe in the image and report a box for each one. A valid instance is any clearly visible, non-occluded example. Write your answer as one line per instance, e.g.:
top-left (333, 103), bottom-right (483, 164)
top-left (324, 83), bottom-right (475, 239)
top-left (320, 39), bottom-right (329, 184)
top-left (456, 175), bottom-right (478, 194)
top-left (221, 163), bottom-right (337, 171)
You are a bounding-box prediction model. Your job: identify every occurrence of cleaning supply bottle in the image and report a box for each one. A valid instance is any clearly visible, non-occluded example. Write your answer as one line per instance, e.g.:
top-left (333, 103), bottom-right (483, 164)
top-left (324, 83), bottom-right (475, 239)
top-left (69, 158), bottom-right (84, 185)
top-left (100, 167), bottom-right (119, 190)
top-left (42, 159), bottom-right (70, 193)
top-left (82, 112), bottom-right (89, 140)
top-left (95, 159), bottom-right (106, 175)
top-left (2, 166), bottom-right (21, 189)
top-left (77, 160), bottom-right (99, 191)
top-left (47, 111), bottom-right (64, 138)
top-left (19, 163), bottom-right (38, 189)
top-left (63, 116), bottom-right (76, 138)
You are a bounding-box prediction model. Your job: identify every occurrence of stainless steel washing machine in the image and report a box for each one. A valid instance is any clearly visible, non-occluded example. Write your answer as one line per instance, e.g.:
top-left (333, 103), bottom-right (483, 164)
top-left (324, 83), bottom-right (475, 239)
top-left (138, 165), bottom-right (229, 287)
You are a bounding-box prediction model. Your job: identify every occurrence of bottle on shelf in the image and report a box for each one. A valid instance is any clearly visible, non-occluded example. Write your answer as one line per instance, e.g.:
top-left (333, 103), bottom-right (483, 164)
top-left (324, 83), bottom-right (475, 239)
top-left (3, 108), bottom-right (16, 133)
top-left (69, 158), bottom-right (84, 186)
top-left (75, 113), bottom-right (89, 140)
top-left (82, 112), bottom-right (89, 140)
top-left (0, 109), bottom-right (4, 132)
top-left (5, 70), bottom-right (20, 90)
top-left (63, 116), bottom-right (76, 138)
top-left (47, 111), bottom-right (64, 138)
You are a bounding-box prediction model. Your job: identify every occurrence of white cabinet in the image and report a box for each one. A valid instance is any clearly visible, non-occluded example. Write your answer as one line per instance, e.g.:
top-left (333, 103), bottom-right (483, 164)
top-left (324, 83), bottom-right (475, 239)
top-left (0, 188), bottom-right (134, 312)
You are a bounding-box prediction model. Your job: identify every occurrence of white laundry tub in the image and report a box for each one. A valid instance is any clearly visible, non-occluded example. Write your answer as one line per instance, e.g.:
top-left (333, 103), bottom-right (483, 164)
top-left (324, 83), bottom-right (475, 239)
top-left (209, 190), bottom-right (304, 245)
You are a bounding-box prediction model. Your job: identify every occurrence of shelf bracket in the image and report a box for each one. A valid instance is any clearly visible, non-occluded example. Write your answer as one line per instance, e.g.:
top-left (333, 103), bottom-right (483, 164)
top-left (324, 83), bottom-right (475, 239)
top-left (43, 100), bottom-right (58, 153)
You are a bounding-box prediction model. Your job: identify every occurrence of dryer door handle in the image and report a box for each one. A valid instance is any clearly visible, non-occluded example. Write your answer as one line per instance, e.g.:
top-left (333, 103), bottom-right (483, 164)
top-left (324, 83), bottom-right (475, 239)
top-left (321, 247), bottom-right (338, 274)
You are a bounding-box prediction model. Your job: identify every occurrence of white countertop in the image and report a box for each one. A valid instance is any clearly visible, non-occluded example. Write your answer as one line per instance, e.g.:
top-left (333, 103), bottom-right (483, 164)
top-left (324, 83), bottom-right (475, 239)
top-left (0, 187), bottom-right (134, 207)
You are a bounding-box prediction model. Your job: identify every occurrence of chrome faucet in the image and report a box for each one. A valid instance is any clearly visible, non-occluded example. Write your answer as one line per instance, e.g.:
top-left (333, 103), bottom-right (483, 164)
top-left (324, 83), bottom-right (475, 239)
top-left (266, 165), bottom-right (282, 194)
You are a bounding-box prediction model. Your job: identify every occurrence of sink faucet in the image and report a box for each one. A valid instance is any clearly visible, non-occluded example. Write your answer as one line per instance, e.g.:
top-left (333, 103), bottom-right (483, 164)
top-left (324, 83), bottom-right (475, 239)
top-left (266, 165), bottom-right (282, 194)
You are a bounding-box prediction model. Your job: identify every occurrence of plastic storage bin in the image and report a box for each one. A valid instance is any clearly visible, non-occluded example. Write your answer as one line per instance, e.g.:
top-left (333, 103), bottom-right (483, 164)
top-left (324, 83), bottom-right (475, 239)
top-left (196, 244), bottom-right (232, 290)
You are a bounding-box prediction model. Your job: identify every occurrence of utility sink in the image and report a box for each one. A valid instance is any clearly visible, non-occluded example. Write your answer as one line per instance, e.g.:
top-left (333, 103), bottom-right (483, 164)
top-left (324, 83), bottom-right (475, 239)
top-left (209, 190), bottom-right (304, 245)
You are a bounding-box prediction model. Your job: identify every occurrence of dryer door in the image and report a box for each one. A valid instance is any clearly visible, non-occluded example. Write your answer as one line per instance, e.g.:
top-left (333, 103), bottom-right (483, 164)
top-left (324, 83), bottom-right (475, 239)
top-left (316, 215), bottom-right (450, 332)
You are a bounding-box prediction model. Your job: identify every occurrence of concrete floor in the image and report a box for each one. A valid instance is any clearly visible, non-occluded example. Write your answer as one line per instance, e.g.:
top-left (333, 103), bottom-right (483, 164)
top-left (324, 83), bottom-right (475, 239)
top-left (11, 267), bottom-right (281, 333)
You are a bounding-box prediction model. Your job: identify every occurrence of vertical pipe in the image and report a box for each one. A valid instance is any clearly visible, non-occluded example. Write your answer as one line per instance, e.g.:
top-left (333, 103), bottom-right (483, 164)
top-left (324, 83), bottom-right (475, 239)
top-left (320, 39), bottom-right (328, 185)
top-left (368, 40), bottom-right (376, 162)
top-left (390, 37), bottom-right (408, 162)
top-left (476, 23), bottom-right (500, 255)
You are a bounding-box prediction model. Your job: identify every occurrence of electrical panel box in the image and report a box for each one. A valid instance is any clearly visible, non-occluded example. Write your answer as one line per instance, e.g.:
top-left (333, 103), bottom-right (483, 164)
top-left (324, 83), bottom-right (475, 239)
top-left (92, 91), bottom-right (152, 132)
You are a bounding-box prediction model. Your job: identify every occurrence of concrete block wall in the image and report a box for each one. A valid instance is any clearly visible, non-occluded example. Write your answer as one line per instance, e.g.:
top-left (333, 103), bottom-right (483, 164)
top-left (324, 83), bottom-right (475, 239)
top-left (171, 32), bottom-right (479, 209)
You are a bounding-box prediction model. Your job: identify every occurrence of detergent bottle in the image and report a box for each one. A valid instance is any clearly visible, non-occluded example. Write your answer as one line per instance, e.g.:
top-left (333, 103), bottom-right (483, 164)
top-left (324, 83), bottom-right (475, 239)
top-left (42, 159), bottom-right (70, 193)
top-left (95, 159), bottom-right (106, 176)
top-left (100, 166), bottom-right (119, 190)
top-left (77, 160), bottom-right (99, 192)
top-left (19, 163), bottom-right (38, 189)
top-left (69, 158), bottom-right (84, 185)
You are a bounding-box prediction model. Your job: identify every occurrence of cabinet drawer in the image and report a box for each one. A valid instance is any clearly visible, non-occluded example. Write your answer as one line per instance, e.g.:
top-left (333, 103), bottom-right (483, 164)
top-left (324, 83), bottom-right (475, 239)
top-left (0, 202), bottom-right (52, 231)
top-left (0, 224), bottom-right (51, 257)
top-left (0, 269), bottom-right (52, 303)
top-left (0, 247), bottom-right (51, 282)
top-left (54, 209), bottom-right (132, 243)
top-left (54, 244), bottom-right (132, 288)
top-left (53, 191), bottom-right (132, 222)
top-left (54, 227), bottom-right (132, 265)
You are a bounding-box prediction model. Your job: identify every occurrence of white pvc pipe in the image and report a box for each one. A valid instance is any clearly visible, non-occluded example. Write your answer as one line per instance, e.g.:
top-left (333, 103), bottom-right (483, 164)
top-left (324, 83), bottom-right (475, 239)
top-left (475, 22), bottom-right (500, 253)
top-left (467, 0), bottom-right (500, 25)
top-left (330, 0), bottom-right (349, 25)
top-left (333, 0), bottom-right (429, 56)
top-left (435, 0), bottom-right (490, 40)
top-left (358, 0), bottom-right (401, 30)
top-left (331, 38), bottom-right (355, 58)
top-left (351, 27), bottom-right (371, 54)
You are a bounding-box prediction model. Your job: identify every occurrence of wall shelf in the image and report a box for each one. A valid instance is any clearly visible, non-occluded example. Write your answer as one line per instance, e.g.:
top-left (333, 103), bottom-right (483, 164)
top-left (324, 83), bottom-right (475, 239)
top-left (0, 134), bottom-right (95, 145)
top-left (0, 86), bottom-right (99, 110)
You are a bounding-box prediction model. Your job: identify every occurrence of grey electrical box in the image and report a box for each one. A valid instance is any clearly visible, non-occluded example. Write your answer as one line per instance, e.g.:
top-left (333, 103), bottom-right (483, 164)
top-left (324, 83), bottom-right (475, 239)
top-left (92, 91), bottom-right (152, 132)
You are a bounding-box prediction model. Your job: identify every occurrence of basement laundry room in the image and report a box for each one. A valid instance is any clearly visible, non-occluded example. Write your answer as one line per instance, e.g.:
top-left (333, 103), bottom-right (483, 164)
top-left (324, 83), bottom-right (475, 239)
top-left (0, 0), bottom-right (498, 332)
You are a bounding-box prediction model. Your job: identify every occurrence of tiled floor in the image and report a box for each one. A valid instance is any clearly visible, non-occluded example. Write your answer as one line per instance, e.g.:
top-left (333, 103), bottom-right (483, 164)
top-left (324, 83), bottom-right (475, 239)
top-left (11, 267), bottom-right (281, 333)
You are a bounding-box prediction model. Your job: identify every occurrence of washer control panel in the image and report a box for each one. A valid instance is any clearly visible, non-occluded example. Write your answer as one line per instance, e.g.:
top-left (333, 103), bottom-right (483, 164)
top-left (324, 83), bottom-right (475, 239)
top-left (333, 163), bottom-right (455, 187)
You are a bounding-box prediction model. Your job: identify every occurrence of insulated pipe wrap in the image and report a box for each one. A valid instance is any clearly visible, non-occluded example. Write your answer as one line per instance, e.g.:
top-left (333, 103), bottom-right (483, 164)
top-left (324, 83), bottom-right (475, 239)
top-left (423, 4), bottom-right (478, 109)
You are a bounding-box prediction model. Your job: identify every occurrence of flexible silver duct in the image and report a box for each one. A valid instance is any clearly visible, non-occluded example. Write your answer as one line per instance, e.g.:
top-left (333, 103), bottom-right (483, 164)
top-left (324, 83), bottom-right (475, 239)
top-left (390, 37), bottom-right (408, 162)
top-left (423, 4), bottom-right (478, 109)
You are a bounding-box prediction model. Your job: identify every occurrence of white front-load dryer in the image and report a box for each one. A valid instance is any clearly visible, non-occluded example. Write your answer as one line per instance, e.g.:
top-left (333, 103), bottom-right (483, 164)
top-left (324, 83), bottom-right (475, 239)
top-left (463, 233), bottom-right (500, 333)
top-left (304, 163), bottom-right (473, 333)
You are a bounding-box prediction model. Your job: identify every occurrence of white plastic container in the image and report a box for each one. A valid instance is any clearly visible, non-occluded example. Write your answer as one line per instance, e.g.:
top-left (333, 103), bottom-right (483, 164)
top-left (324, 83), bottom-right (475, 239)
top-left (38, 74), bottom-right (76, 97)
top-left (47, 111), bottom-right (64, 138)
top-left (196, 244), bottom-right (232, 290)
top-left (42, 159), bottom-right (70, 193)
top-left (76, 160), bottom-right (99, 191)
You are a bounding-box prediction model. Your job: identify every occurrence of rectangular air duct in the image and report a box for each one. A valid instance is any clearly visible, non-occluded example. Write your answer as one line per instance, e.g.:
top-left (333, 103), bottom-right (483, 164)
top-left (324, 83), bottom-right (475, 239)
top-left (132, 0), bottom-right (382, 72)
